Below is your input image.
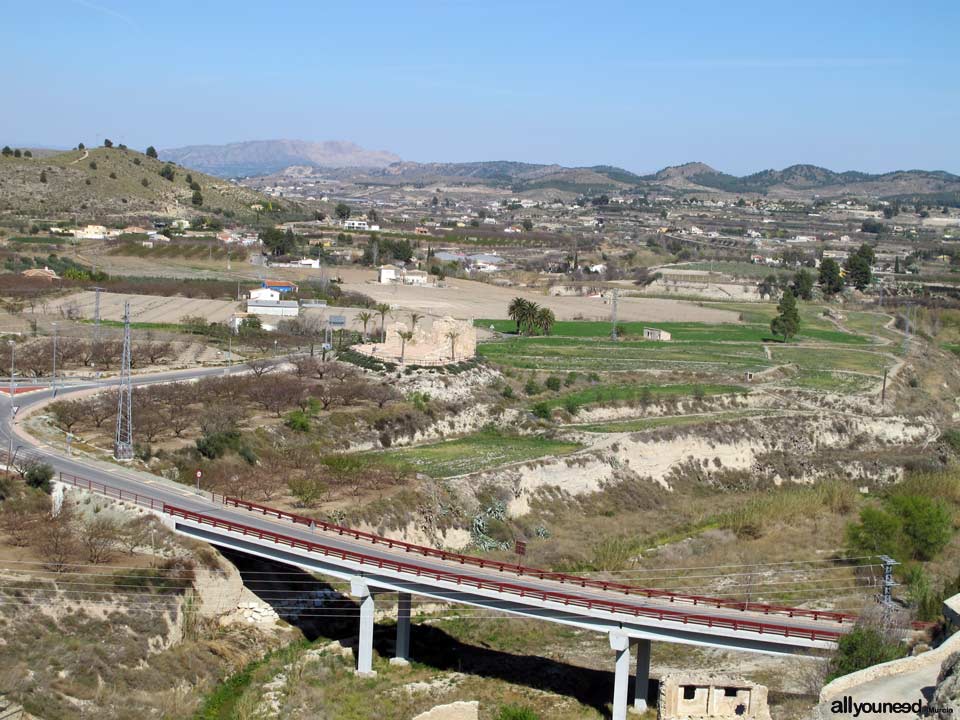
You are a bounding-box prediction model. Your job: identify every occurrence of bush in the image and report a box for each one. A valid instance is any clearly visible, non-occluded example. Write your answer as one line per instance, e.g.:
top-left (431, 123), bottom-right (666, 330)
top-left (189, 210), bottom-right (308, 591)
top-left (285, 410), bottom-right (311, 432)
top-left (545, 376), bottom-right (562, 392)
top-left (501, 385), bottom-right (515, 399)
top-left (563, 396), bottom-right (580, 415)
top-left (524, 379), bottom-right (542, 395)
top-left (25, 463), bottom-right (55, 493)
top-left (497, 707), bottom-right (540, 720)
top-left (826, 624), bottom-right (904, 681)
top-left (944, 428), bottom-right (960, 454)
top-left (886, 494), bottom-right (952, 561)
top-left (531, 402), bottom-right (551, 420)
top-left (564, 371), bottom-right (579, 386)
top-left (692, 384), bottom-right (706, 400)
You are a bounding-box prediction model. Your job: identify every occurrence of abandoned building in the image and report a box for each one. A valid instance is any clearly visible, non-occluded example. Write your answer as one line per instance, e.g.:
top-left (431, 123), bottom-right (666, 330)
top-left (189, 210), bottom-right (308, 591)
top-left (657, 674), bottom-right (770, 720)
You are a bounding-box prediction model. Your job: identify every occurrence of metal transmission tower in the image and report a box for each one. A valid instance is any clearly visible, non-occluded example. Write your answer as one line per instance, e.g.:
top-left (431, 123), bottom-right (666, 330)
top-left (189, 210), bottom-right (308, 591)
top-left (610, 288), bottom-right (619, 341)
top-left (113, 301), bottom-right (134, 460)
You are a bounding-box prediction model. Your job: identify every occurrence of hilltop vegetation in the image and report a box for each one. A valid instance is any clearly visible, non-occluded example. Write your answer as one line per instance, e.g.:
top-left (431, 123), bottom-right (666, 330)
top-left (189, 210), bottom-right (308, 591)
top-left (0, 145), bottom-right (289, 221)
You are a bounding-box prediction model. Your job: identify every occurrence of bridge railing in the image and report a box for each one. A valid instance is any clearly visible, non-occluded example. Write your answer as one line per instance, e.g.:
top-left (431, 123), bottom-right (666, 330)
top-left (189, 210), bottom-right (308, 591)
top-left (220, 495), bottom-right (859, 625)
top-left (166, 503), bottom-right (844, 643)
top-left (58, 471), bottom-right (165, 511)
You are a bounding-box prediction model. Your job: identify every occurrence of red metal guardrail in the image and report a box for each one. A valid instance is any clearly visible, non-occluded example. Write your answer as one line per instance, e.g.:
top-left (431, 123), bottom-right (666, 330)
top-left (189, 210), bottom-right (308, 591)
top-left (166, 503), bottom-right (844, 643)
top-left (221, 495), bottom-right (859, 625)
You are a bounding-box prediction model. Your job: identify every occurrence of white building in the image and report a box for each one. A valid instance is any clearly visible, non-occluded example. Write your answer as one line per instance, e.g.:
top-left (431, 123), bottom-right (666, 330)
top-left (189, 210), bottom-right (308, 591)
top-left (249, 287), bottom-right (281, 302)
top-left (403, 269), bottom-right (430, 286)
top-left (378, 265), bottom-right (399, 284)
top-left (344, 219), bottom-right (369, 231)
top-left (643, 327), bottom-right (672, 342)
top-left (246, 299), bottom-right (299, 317)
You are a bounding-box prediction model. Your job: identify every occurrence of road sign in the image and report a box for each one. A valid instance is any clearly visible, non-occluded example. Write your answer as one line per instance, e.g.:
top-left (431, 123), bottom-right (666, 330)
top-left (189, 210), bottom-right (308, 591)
top-left (514, 540), bottom-right (527, 557)
top-left (196, 470), bottom-right (202, 479)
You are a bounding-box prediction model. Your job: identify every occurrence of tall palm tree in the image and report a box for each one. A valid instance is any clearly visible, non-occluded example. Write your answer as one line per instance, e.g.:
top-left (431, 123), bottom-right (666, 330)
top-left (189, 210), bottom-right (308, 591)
top-left (409, 312), bottom-right (424, 331)
top-left (507, 297), bottom-right (531, 334)
top-left (397, 330), bottom-right (414, 365)
top-left (375, 303), bottom-right (391, 342)
top-left (445, 329), bottom-right (461, 361)
top-left (356, 311), bottom-right (373, 341)
top-left (535, 307), bottom-right (556, 336)
top-left (520, 301), bottom-right (541, 335)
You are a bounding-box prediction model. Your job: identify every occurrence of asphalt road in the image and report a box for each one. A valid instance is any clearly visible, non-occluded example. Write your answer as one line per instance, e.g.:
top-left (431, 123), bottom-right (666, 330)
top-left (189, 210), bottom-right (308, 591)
top-left (0, 362), bottom-right (852, 642)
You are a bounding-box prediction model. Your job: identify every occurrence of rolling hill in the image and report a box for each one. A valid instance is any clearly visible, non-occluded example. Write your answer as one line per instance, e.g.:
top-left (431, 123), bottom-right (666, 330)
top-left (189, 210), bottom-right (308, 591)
top-left (0, 146), bottom-right (285, 220)
top-left (160, 139), bottom-right (401, 177)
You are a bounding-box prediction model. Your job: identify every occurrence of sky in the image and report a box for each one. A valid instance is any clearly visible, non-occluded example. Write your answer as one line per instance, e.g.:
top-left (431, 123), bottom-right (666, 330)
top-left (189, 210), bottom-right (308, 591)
top-left (2, 0), bottom-right (958, 174)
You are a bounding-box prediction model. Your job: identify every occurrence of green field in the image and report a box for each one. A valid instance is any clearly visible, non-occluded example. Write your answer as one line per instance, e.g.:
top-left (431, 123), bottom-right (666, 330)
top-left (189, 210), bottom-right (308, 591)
top-left (542, 382), bottom-right (743, 411)
top-left (478, 318), bottom-right (867, 345)
top-left (376, 430), bottom-right (582, 478)
top-left (574, 409), bottom-right (776, 433)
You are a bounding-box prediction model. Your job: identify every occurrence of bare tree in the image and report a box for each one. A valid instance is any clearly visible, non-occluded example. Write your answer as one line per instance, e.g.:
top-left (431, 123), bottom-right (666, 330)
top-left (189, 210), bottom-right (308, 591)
top-left (32, 505), bottom-right (77, 573)
top-left (85, 394), bottom-right (115, 429)
top-left (81, 515), bottom-right (121, 564)
top-left (248, 357), bottom-right (273, 378)
top-left (48, 400), bottom-right (87, 434)
top-left (366, 383), bottom-right (400, 409)
top-left (0, 491), bottom-right (48, 546)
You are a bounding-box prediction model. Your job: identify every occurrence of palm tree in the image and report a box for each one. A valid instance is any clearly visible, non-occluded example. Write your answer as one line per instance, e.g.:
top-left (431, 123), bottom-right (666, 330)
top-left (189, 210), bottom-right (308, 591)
top-left (535, 307), bottom-right (556, 336)
top-left (397, 330), bottom-right (414, 365)
top-left (520, 301), bottom-right (541, 335)
top-left (445, 329), bottom-right (461, 361)
top-left (507, 297), bottom-right (531, 334)
top-left (356, 311), bottom-right (373, 341)
top-left (375, 303), bottom-right (391, 342)
top-left (409, 312), bottom-right (423, 331)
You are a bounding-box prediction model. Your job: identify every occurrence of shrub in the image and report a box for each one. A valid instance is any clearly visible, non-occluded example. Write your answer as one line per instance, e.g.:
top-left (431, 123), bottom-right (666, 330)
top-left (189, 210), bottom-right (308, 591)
top-left (943, 428), bottom-right (960, 454)
top-left (497, 706), bottom-right (540, 720)
top-left (545, 376), bottom-right (562, 392)
top-left (532, 402), bottom-right (551, 420)
top-left (826, 624), bottom-right (904, 681)
top-left (524, 379), bottom-right (542, 395)
top-left (692, 384), bottom-right (706, 400)
top-left (501, 385), bottom-right (515, 399)
top-left (845, 506), bottom-right (903, 557)
top-left (886, 494), bottom-right (952, 561)
top-left (563, 396), bottom-right (580, 415)
top-left (564, 371), bottom-right (579, 386)
top-left (25, 463), bottom-right (55, 493)
top-left (285, 410), bottom-right (311, 432)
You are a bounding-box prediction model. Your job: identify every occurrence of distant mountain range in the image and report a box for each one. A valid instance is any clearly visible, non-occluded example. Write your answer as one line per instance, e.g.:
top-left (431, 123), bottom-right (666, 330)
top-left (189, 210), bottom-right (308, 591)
top-left (160, 139), bottom-right (400, 177)
top-left (159, 139), bottom-right (960, 201)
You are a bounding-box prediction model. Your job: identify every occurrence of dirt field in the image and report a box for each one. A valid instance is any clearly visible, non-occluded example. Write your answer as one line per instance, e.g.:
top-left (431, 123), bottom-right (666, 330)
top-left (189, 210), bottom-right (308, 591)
top-left (335, 268), bottom-right (741, 323)
top-left (46, 291), bottom-right (241, 323)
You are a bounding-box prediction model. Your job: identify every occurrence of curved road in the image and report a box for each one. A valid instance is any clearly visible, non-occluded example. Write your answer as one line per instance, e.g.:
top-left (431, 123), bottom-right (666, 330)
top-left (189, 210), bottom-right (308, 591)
top-left (0, 362), bottom-right (855, 648)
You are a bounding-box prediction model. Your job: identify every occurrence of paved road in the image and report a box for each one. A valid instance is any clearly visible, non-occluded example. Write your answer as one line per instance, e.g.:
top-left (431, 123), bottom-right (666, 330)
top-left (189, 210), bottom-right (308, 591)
top-left (821, 662), bottom-right (940, 719)
top-left (0, 363), bottom-right (854, 646)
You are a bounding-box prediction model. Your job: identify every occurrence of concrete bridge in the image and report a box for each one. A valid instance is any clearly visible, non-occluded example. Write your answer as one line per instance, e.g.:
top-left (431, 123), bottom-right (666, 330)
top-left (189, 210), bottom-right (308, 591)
top-left (2, 367), bottom-right (865, 720)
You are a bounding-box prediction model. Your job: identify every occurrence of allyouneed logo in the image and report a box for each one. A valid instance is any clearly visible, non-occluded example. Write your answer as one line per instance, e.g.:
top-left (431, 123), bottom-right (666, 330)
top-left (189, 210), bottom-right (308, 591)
top-left (830, 696), bottom-right (954, 717)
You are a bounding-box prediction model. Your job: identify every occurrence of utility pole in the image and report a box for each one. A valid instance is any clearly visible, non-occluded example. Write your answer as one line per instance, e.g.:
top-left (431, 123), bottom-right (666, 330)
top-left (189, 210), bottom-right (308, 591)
top-left (881, 367), bottom-right (888, 405)
top-left (6, 340), bottom-right (14, 472)
top-left (113, 301), bottom-right (134, 460)
top-left (51, 322), bottom-right (57, 398)
top-left (879, 555), bottom-right (899, 614)
top-left (610, 288), bottom-right (619, 341)
top-left (91, 286), bottom-right (104, 344)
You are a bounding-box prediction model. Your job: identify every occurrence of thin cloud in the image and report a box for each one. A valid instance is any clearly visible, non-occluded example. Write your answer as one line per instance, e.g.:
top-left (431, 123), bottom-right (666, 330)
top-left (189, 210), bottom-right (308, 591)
top-left (629, 57), bottom-right (903, 71)
top-left (64, 0), bottom-right (138, 29)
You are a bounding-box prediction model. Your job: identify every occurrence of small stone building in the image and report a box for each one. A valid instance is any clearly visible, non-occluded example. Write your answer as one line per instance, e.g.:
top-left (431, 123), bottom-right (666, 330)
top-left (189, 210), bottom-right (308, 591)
top-left (658, 674), bottom-right (770, 720)
top-left (643, 327), bottom-right (672, 342)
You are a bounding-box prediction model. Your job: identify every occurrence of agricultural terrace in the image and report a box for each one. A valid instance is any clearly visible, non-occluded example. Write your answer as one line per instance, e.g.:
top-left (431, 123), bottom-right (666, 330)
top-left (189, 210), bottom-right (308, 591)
top-left (477, 301), bottom-right (897, 395)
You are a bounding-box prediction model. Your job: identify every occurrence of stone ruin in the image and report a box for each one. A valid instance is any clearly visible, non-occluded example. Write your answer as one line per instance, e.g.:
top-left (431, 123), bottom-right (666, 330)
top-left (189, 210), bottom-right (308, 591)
top-left (658, 674), bottom-right (771, 720)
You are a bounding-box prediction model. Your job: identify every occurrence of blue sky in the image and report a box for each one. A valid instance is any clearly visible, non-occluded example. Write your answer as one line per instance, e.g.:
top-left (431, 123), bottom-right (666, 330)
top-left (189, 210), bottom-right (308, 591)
top-left (2, 0), bottom-right (957, 174)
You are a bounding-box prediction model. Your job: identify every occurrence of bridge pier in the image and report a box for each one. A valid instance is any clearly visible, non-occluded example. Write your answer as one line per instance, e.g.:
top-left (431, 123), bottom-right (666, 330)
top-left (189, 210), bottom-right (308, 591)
top-left (610, 631), bottom-right (631, 720)
top-left (350, 578), bottom-right (377, 677)
top-left (633, 638), bottom-right (651, 713)
top-left (390, 591), bottom-right (412, 666)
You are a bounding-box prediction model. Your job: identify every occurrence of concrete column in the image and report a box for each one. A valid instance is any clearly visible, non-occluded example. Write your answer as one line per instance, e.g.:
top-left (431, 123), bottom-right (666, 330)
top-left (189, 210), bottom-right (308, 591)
top-left (610, 631), bottom-right (631, 720)
top-left (391, 592), bottom-right (411, 666)
top-left (350, 578), bottom-right (377, 677)
top-left (632, 638), bottom-right (652, 713)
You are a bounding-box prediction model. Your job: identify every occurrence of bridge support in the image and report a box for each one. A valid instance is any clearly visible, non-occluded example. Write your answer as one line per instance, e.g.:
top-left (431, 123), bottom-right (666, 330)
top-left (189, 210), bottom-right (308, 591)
top-left (390, 591), bottom-right (412, 666)
top-left (350, 578), bottom-right (377, 677)
top-left (633, 638), bottom-right (651, 713)
top-left (610, 631), bottom-right (631, 720)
